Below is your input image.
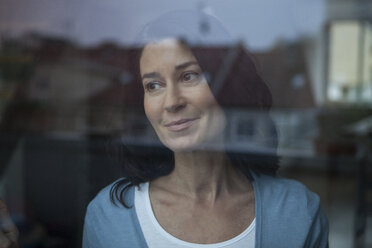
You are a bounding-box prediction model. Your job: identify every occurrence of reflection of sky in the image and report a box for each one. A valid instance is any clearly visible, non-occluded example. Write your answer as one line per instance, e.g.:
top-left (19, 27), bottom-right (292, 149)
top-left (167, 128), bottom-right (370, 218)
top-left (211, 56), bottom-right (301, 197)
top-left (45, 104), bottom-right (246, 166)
top-left (0, 0), bottom-right (325, 50)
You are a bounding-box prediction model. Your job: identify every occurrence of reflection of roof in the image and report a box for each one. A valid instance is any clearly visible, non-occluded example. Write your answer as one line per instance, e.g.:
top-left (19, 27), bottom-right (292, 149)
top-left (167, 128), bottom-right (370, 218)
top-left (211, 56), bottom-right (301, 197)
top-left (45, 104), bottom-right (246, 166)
top-left (255, 44), bottom-right (315, 109)
top-left (89, 42), bottom-right (314, 109)
top-left (31, 36), bottom-right (74, 62)
top-left (90, 81), bottom-right (143, 106)
top-left (85, 44), bottom-right (143, 106)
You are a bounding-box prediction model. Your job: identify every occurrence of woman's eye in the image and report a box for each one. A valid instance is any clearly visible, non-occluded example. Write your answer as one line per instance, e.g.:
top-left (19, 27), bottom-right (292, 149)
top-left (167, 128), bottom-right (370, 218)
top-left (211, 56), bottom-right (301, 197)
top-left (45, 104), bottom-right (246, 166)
top-left (145, 82), bottom-right (162, 92)
top-left (182, 72), bottom-right (199, 82)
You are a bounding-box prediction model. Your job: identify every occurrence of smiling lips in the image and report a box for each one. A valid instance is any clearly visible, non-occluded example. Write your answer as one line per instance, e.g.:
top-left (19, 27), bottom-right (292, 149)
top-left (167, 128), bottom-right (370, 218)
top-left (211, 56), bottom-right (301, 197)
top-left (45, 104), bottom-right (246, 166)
top-left (164, 118), bottom-right (199, 131)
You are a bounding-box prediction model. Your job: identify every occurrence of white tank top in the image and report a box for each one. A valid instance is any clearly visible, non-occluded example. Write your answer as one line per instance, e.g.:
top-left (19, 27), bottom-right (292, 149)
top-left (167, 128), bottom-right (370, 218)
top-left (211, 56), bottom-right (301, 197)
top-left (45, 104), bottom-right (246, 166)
top-left (134, 182), bottom-right (255, 248)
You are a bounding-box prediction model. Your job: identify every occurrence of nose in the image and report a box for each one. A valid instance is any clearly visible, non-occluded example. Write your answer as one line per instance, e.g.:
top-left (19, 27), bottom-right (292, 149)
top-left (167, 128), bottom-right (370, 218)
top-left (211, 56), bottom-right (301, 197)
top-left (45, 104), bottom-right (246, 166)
top-left (164, 84), bottom-right (186, 113)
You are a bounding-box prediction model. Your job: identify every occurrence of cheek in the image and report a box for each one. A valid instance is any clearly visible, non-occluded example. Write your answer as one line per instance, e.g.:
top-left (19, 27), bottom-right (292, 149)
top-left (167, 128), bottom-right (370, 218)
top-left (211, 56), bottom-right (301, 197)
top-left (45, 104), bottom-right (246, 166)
top-left (144, 97), bottom-right (160, 125)
top-left (193, 85), bottom-right (219, 110)
top-left (196, 86), bottom-right (226, 127)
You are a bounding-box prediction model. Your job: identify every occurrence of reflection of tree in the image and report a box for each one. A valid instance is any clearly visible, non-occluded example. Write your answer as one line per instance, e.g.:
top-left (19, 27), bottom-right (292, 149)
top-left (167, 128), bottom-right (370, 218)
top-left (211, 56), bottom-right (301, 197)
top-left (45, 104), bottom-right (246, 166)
top-left (0, 39), bottom-right (35, 121)
top-left (0, 39), bottom-right (36, 177)
top-left (0, 55), bottom-right (34, 84)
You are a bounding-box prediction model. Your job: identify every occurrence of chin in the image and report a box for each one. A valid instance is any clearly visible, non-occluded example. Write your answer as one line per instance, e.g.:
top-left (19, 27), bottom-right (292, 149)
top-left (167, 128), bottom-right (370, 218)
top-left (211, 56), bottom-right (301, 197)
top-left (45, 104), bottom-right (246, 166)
top-left (165, 140), bottom-right (201, 152)
top-left (164, 137), bottom-right (225, 153)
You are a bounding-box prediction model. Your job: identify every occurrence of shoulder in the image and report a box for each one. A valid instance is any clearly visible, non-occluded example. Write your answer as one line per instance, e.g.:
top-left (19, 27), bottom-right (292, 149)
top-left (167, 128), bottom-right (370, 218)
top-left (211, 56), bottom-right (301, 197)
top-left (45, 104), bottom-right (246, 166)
top-left (87, 179), bottom-right (132, 214)
top-left (83, 179), bottom-right (142, 248)
top-left (85, 179), bottom-right (133, 228)
top-left (253, 174), bottom-right (329, 247)
top-left (254, 174), bottom-right (320, 215)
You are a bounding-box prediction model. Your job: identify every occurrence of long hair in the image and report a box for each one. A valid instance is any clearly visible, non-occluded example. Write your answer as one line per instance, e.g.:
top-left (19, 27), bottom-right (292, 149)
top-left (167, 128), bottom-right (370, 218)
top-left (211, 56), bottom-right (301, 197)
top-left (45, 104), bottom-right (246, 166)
top-left (109, 10), bottom-right (279, 208)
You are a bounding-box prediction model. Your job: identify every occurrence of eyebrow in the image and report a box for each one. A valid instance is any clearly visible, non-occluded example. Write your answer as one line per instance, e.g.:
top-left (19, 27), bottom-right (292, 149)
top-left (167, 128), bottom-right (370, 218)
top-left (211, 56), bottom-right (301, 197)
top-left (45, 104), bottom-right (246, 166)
top-left (175, 61), bottom-right (198, 70)
top-left (142, 72), bottom-right (161, 80)
top-left (141, 61), bottom-right (199, 80)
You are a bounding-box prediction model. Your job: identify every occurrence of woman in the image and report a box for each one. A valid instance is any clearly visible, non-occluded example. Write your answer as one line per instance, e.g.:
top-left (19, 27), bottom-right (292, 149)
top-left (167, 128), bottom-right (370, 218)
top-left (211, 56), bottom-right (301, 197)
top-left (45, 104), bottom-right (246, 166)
top-left (83, 10), bottom-right (328, 248)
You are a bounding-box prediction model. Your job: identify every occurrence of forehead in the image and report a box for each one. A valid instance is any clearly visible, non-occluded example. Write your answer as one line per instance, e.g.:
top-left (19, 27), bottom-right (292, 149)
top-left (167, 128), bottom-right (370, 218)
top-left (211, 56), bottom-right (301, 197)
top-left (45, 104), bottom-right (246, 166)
top-left (140, 39), bottom-right (197, 74)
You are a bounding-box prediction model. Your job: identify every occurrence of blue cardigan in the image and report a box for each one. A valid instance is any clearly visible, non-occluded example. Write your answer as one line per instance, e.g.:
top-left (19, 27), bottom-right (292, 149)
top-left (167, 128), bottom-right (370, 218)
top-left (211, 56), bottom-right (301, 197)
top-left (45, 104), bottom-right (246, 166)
top-left (83, 174), bottom-right (329, 247)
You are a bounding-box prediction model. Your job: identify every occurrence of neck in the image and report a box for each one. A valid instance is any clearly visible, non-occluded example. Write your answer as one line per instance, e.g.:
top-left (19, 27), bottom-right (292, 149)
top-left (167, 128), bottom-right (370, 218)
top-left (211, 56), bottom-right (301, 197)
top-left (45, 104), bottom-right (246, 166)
top-left (152, 150), bottom-right (250, 204)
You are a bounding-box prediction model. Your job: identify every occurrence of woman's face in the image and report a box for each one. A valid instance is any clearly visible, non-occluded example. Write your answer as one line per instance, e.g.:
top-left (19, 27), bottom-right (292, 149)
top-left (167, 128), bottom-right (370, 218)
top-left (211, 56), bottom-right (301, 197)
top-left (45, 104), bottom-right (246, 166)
top-left (140, 39), bottom-right (226, 152)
